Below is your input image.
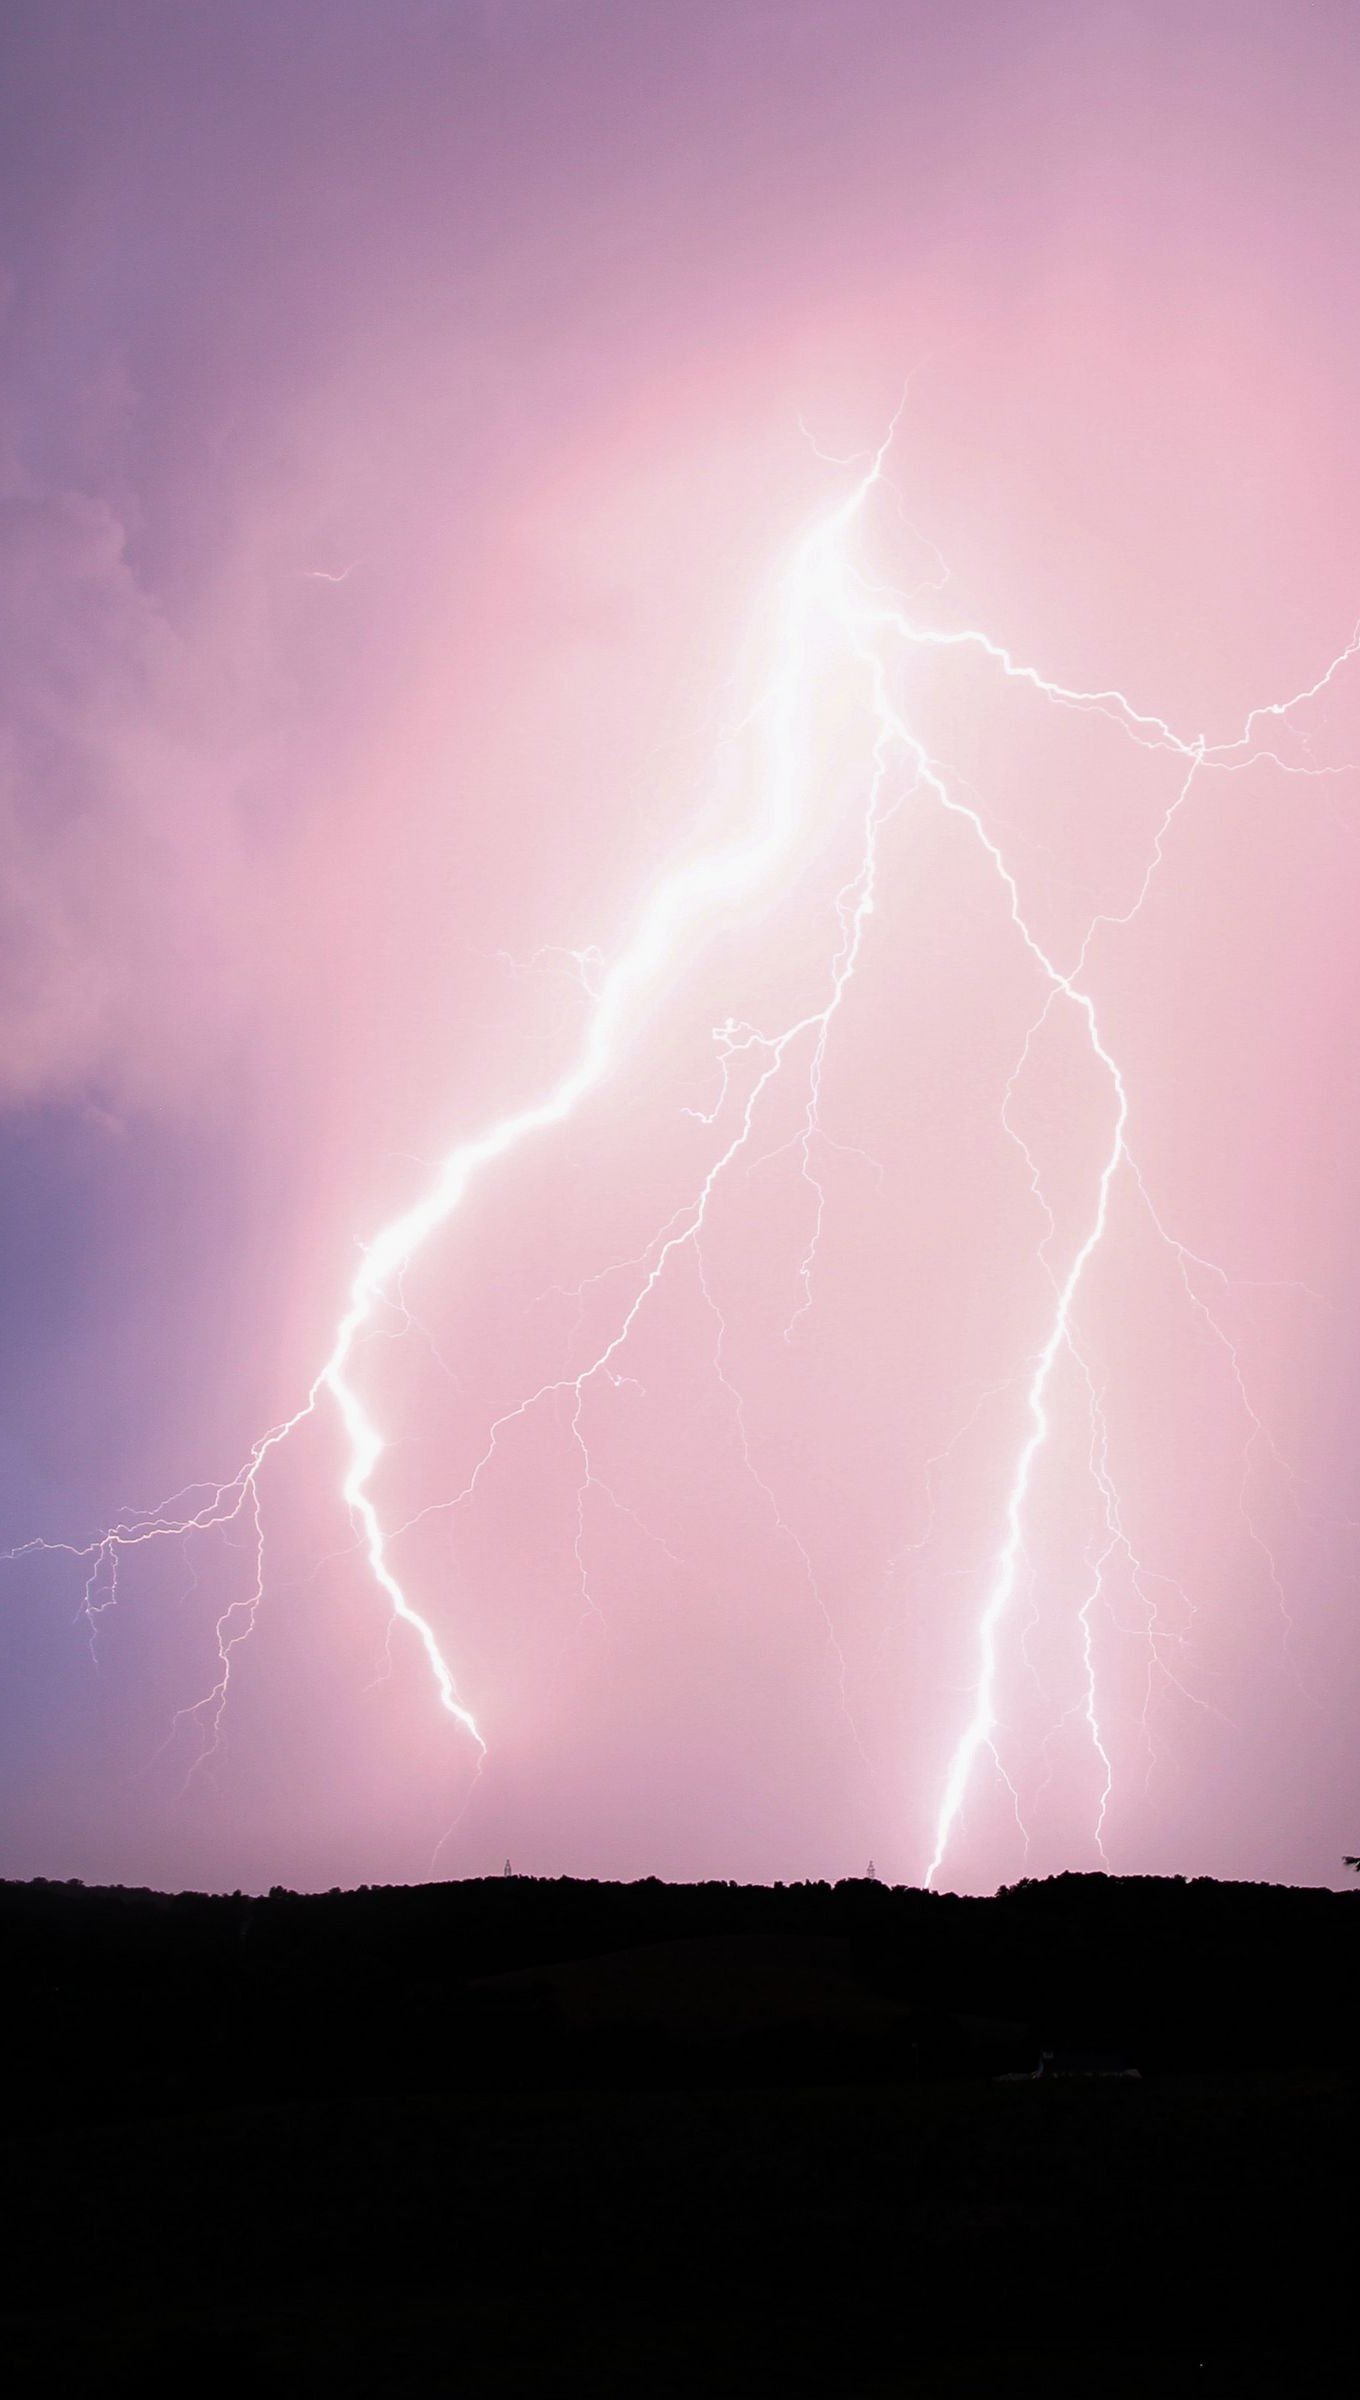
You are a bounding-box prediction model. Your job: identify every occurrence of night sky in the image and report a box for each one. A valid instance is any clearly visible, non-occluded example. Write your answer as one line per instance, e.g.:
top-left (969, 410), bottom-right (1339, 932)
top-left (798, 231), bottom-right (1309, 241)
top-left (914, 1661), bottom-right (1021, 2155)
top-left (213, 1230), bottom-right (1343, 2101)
top-left (3, 1), bottom-right (1359, 1895)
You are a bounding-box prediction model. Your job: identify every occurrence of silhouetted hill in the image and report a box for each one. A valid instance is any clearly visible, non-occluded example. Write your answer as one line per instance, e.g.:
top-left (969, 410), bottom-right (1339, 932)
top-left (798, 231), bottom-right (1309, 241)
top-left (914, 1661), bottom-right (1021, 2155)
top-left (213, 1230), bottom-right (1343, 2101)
top-left (4, 1873), bottom-right (1355, 2394)
top-left (3, 1869), bottom-right (1355, 2119)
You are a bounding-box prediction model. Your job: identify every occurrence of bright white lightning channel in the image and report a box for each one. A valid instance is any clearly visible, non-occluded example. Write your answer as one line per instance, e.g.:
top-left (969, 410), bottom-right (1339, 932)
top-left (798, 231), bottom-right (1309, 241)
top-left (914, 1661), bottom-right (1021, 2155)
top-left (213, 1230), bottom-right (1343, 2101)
top-left (12, 424), bottom-right (1358, 1876)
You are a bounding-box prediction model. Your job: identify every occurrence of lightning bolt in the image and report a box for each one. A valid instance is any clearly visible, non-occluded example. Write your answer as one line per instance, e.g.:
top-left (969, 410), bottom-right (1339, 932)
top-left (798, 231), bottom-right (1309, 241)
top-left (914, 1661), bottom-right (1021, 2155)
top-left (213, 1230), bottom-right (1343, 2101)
top-left (11, 412), bottom-right (1357, 1889)
top-left (10, 436), bottom-right (897, 1784)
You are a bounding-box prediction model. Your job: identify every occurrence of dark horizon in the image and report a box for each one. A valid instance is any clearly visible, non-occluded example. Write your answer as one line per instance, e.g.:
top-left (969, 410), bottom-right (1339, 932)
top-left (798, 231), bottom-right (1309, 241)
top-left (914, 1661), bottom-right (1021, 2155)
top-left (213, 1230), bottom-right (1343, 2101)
top-left (9, 1856), bottom-right (1354, 2390)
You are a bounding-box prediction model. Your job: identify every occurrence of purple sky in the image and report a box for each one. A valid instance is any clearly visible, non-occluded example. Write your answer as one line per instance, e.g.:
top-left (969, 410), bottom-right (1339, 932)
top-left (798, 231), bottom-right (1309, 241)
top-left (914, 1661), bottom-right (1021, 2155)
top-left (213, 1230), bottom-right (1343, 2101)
top-left (3, 2), bottom-right (1359, 1894)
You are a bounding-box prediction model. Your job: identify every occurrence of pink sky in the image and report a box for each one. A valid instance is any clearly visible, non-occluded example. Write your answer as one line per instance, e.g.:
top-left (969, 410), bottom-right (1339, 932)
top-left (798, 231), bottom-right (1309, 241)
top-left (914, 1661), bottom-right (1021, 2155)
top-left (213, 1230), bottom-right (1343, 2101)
top-left (3, 1), bottom-right (1359, 1894)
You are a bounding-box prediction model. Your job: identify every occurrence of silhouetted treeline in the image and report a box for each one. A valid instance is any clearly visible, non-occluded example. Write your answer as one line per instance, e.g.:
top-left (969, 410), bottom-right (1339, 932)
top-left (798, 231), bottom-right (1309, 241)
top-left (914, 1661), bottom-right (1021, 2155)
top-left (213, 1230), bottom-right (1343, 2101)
top-left (4, 1869), bottom-right (1355, 2125)
top-left (5, 1870), bottom-right (1357, 2393)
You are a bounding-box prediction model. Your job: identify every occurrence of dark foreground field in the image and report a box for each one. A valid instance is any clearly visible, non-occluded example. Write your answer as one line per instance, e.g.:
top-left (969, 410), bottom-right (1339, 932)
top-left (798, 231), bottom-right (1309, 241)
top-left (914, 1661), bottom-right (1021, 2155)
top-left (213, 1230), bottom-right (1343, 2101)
top-left (4, 1872), bottom-right (1355, 2393)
